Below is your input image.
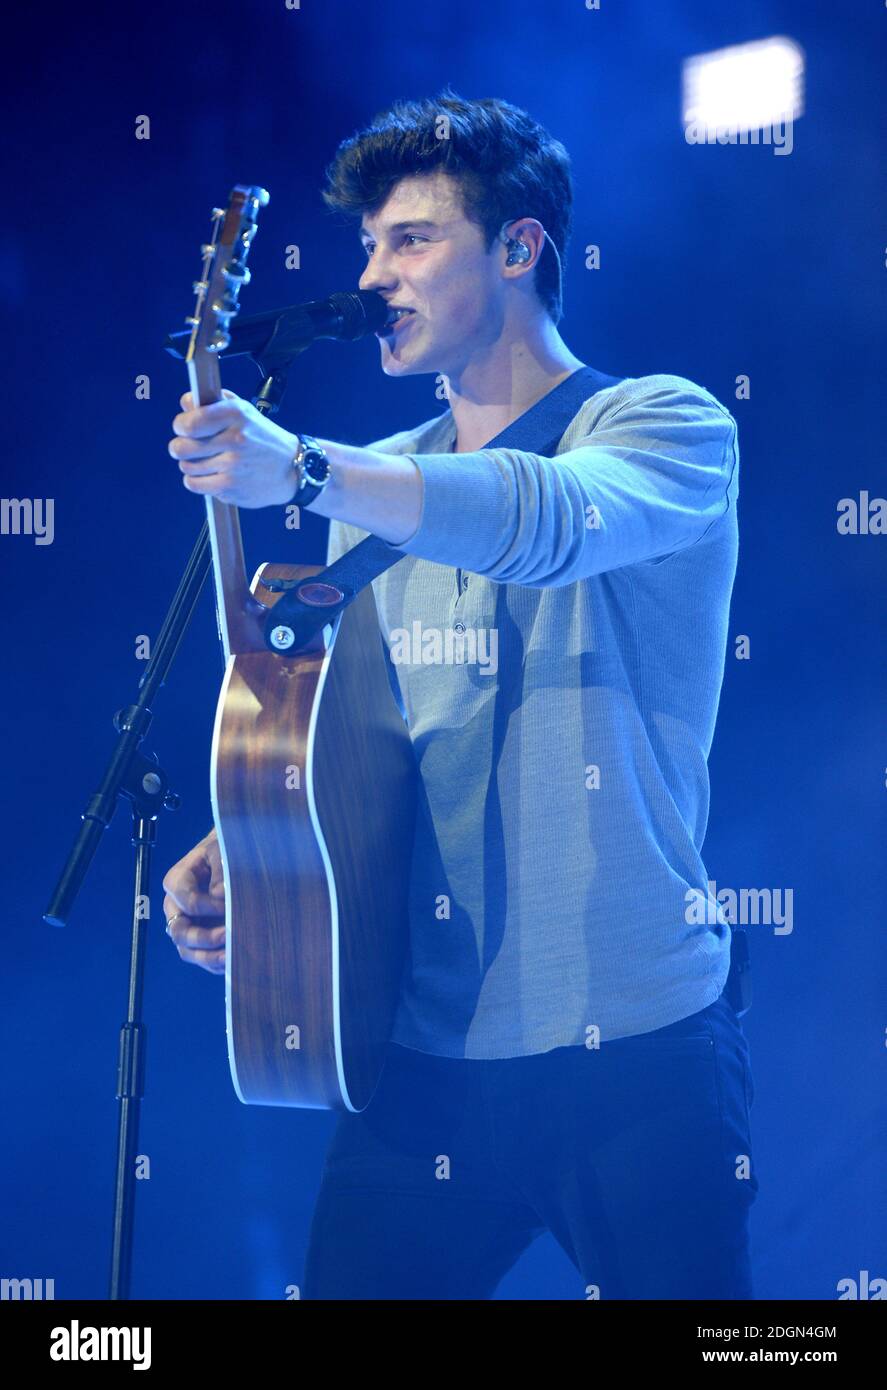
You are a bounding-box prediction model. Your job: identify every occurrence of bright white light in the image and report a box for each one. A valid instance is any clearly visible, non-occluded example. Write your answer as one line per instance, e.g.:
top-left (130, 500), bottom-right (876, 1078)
top-left (683, 36), bottom-right (805, 138)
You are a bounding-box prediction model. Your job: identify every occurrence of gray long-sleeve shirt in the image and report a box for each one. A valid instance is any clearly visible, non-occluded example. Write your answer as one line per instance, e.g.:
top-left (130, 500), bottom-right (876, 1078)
top-left (326, 371), bottom-right (740, 1059)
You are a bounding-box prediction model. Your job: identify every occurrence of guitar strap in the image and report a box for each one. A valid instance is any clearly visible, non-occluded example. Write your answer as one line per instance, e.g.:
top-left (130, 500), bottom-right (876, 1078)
top-left (264, 364), bottom-right (625, 652)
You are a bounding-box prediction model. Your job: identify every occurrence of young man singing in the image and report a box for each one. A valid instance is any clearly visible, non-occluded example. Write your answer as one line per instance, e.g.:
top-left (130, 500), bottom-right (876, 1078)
top-left (162, 92), bottom-right (757, 1300)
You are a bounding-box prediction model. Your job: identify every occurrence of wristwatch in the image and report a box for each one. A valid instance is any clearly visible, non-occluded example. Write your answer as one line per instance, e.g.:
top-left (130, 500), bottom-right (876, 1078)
top-left (290, 434), bottom-right (331, 508)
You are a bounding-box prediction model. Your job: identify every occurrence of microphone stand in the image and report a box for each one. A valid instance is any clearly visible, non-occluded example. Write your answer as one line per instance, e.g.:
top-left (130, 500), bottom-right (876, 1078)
top-left (43, 361), bottom-right (295, 1301)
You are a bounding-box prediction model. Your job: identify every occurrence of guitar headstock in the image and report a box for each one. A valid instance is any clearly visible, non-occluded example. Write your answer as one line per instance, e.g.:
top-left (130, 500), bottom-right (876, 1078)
top-left (185, 185), bottom-right (270, 370)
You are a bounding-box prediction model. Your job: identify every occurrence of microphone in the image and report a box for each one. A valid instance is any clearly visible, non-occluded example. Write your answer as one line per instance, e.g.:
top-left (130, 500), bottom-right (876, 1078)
top-left (164, 289), bottom-right (390, 363)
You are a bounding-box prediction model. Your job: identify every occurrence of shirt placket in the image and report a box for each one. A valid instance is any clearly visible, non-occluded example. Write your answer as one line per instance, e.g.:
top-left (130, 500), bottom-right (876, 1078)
top-left (452, 567), bottom-right (471, 633)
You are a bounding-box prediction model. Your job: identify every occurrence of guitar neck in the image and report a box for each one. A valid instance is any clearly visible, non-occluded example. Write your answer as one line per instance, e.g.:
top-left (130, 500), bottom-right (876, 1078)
top-left (187, 355), bottom-right (262, 658)
top-left (182, 185), bottom-right (270, 658)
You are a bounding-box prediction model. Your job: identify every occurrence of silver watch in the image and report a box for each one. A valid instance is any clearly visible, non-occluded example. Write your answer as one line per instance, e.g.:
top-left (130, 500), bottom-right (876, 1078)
top-left (291, 434), bottom-right (331, 508)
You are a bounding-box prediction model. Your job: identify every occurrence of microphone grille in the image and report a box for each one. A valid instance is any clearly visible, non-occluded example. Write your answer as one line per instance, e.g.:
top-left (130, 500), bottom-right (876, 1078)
top-left (328, 290), bottom-right (389, 339)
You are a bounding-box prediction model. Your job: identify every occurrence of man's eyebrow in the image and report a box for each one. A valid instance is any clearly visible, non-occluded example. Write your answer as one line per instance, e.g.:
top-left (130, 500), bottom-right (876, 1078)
top-left (358, 219), bottom-right (439, 242)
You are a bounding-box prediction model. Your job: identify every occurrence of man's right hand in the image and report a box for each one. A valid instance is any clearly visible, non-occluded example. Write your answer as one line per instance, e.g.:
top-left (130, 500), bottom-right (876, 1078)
top-left (162, 828), bottom-right (226, 975)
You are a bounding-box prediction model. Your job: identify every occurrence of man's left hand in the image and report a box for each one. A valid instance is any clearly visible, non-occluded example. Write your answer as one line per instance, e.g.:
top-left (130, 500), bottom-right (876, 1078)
top-left (169, 390), bottom-right (300, 508)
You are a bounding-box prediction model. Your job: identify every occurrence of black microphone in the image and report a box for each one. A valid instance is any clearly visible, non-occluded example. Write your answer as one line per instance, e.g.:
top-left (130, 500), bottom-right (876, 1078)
top-left (164, 289), bottom-right (390, 363)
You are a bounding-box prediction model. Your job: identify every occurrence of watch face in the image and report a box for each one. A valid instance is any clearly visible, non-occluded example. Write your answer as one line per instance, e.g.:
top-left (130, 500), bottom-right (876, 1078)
top-left (303, 448), bottom-right (330, 484)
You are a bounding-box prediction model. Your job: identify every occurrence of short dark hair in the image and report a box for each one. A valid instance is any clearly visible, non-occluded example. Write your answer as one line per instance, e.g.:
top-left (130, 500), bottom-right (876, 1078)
top-left (322, 89), bottom-right (573, 322)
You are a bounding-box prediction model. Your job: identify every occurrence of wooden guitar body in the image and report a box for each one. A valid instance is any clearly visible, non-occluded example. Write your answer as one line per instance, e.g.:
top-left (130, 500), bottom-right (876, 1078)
top-left (212, 562), bottom-right (416, 1112)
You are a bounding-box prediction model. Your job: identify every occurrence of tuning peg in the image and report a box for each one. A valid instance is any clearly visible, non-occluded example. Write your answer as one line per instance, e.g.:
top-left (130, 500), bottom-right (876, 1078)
top-left (200, 243), bottom-right (217, 257)
top-left (192, 279), bottom-right (210, 294)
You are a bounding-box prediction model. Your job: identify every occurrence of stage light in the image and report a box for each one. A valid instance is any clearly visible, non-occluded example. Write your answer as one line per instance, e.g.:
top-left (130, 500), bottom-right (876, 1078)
top-left (682, 36), bottom-right (805, 143)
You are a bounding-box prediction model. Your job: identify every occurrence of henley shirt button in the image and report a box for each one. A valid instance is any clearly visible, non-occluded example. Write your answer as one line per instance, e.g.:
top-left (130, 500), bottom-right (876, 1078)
top-left (453, 622), bottom-right (466, 634)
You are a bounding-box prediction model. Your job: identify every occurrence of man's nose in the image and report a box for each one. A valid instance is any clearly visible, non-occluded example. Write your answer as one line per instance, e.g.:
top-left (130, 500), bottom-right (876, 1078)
top-left (358, 250), bottom-right (396, 294)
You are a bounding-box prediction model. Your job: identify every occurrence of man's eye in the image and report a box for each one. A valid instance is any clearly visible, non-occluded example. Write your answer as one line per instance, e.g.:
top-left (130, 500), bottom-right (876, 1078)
top-left (362, 234), bottom-right (426, 258)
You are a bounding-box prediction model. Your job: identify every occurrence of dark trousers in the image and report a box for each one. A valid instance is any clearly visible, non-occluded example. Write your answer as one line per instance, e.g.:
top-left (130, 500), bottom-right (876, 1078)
top-left (303, 992), bottom-right (758, 1299)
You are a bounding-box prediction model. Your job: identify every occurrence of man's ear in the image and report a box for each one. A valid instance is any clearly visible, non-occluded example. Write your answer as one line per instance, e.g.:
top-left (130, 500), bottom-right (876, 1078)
top-left (499, 218), bottom-right (546, 270)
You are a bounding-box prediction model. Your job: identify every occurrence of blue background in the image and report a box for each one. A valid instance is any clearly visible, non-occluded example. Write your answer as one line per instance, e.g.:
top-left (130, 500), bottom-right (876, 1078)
top-left (2, 0), bottom-right (884, 1299)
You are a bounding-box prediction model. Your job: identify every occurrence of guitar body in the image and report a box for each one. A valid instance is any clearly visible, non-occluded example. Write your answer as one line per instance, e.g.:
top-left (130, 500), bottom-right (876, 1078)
top-left (212, 562), bottom-right (416, 1111)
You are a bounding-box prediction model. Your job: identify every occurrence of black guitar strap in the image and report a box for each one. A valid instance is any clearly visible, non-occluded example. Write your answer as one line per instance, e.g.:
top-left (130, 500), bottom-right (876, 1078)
top-left (264, 364), bottom-right (624, 653)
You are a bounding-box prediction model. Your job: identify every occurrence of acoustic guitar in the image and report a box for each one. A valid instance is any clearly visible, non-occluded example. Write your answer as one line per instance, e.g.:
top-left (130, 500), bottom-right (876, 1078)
top-left (182, 185), bottom-right (416, 1112)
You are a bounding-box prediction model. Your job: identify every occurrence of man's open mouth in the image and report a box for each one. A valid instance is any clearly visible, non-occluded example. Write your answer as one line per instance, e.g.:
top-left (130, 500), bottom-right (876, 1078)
top-left (377, 308), bottom-right (416, 337)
